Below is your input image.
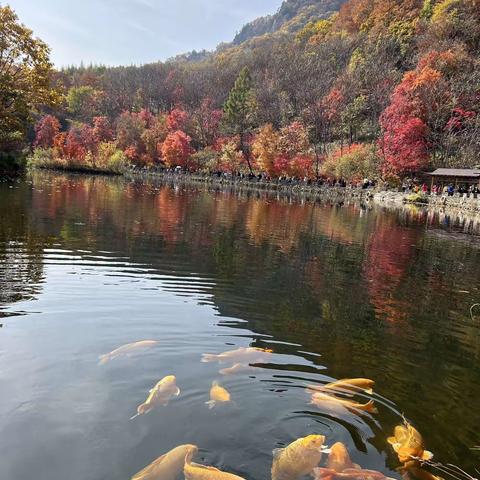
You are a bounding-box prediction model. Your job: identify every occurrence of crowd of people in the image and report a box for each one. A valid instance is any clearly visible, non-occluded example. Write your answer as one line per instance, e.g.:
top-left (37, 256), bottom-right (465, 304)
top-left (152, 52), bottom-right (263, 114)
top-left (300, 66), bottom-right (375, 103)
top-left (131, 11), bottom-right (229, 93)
top-left (131, 165), bottom-right (480, 200)
top-left (402, 182), bottom-right (480, 198)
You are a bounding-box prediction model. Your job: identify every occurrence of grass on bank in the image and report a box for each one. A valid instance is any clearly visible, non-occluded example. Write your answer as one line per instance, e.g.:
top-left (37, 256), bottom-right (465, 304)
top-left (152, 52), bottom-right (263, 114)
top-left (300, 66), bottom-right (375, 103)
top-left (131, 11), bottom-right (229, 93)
top-left (27, 145), bottom-right (131, 175)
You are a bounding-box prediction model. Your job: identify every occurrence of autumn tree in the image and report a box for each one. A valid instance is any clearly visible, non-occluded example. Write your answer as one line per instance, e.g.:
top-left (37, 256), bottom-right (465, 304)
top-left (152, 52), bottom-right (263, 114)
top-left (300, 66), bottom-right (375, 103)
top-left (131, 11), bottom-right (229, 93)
top-left (161, 130), bottom-right (194, 169)
top-left (223, 67), bottom-right (257, 173)
top-left (322, 143), bottom-right (380, 182)
top-left (0, 6), bottom-right (58, 164)
top-left (63, 127), bottom-right (87, 162)
top-left (115, 111), bottom-right (148, 163)
top-left (141, 115), bottom-right (168, 165)
top-left (67, 86), bottom-right (100, 123)
top-left (191, 98), bottom-right (223, 148)
top-left (92, 116), bottom-right (113, 144)
top-left (379, 85), bottom-right (430, 176)
top-left (34, 115), bottom-right (61, 149)
top-left (252, 124), bottom-right (280, 176)
top-left (167, 107), bottom-right (190, 132)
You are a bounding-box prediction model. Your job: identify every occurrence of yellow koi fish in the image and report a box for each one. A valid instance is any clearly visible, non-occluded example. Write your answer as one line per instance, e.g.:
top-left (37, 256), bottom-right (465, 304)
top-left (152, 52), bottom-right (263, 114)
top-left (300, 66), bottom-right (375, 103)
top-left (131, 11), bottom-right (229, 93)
top-left (402, 465), bottom-right (443, 480)
top-left (310, 392), bottom-right (377, 414)
top-left (314, 467), bottom-right (393, 480)
top-left (314, 443), bottom-right (392, 480)
top-left (307, 379), bottom-right (375, 396)
top-left (184, 450), bottom-right (246, 480)
top-left (387, 423), bottom-right (433, 463)
top-left (219, 363), bottom-right (255, 375)
top-left (133, 375), bottom-right (180, 418)
top-left (98, 340), bottom-right (158, 365)
top-left (326, 442), bottom-right (360, 472)
top-left (131, 444), bottom-right (198, 480)
top-left (271, 434), bottom-right (326, 480)
top-left (206, 381), bottom-right (231, 409)
top-left (201, 347), bottom-right (272, 364)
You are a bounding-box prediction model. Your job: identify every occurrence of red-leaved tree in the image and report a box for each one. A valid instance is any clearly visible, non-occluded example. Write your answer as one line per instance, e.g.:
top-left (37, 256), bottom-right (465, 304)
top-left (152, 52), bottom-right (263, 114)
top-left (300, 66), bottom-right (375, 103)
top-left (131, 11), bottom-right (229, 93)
top-left (161, 130), bottom-right (194, 169)
top-left (92, 116), bottom-right (113, 143)
top-left (167, 108), bottom-right (190, 132)
top-left (34, 115), bottom-right (61, 149)
top-left (379, 72), bottom-right (431, 176)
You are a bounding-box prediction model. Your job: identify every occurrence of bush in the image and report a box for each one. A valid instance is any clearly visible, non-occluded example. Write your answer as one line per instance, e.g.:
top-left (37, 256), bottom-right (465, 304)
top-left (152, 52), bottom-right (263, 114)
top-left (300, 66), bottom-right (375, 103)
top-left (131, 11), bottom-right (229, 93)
top-left (27, 148), bottom-right (56, 169)
top-left (107, 149), bottom-right (131, 173)
top-left (322, 143), bottom-right (380, 182)
top-left (27, 144), bottom-right (130, 174)
top-left (192, 147), bottom-right (221, 173)
top-left (406, 192), bottom-right (429, 204)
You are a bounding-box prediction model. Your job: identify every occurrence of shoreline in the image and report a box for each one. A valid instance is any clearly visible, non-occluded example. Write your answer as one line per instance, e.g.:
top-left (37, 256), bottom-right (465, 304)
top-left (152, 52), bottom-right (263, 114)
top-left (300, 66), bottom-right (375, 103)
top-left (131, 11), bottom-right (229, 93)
top-left (26, 166), bottom-right (480, 218)
top-left (126, 170), bottom-right (480, 217)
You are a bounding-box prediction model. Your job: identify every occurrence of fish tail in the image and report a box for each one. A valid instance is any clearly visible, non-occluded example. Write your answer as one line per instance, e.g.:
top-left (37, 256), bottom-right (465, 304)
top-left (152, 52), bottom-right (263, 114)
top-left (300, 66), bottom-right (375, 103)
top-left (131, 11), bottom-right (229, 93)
top-left (364, 400), bottom-right (378, 414)
top-left (422, 450), bottom-right (434, 461)
top-left (365, 388), bottom-right (374, 395)
top-left (201, 353), bottom-right (218, 363)
top-left (205, 400), bottom-right (216, 409)
top-left (98, 354), bottom-right (110, 366)
top-left (130, 413), bottom-right (140, 420)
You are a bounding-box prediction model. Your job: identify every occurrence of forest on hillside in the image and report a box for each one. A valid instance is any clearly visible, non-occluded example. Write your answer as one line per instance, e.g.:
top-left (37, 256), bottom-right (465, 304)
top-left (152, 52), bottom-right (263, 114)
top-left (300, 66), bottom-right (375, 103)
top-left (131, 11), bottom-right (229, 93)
top-left (1, 0), bottom-right (480, 181)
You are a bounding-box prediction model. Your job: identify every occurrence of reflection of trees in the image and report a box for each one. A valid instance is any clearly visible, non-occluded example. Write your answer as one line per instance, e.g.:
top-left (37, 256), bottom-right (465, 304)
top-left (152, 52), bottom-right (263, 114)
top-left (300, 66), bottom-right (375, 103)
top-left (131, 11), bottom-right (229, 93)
top-left (363, 216), bottom-right (419, 325)
top-left (0, 180), bottom-right (47, 307)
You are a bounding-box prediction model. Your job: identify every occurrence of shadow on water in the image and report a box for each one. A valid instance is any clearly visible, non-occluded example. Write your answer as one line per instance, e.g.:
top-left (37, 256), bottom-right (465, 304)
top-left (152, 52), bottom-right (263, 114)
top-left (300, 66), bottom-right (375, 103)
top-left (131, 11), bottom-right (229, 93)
top-left (0, 171), bottom-right (479, 480)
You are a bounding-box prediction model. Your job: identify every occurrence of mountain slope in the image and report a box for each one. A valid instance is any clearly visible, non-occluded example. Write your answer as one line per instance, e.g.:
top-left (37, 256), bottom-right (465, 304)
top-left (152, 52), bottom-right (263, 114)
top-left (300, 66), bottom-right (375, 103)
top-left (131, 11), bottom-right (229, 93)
top-left (232, 0), bottom-right (347, 45)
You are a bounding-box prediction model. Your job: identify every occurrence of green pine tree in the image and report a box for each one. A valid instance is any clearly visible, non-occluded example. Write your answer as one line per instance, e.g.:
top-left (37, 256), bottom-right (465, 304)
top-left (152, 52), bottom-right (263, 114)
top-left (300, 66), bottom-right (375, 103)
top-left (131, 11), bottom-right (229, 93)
top-left (224, 67), bottom-right (257, 173)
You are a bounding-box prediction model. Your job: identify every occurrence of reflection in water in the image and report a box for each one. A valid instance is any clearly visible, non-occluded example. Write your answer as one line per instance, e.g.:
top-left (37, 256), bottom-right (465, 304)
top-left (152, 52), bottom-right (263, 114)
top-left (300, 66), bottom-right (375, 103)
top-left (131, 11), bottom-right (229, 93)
top-left (0, 172), bottom-right (479, 480)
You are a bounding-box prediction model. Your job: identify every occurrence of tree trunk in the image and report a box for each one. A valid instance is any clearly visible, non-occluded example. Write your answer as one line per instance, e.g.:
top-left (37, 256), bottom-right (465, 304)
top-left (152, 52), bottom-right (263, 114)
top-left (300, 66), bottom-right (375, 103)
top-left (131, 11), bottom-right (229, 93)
top-left (240, 131), bottom-right (253, 174)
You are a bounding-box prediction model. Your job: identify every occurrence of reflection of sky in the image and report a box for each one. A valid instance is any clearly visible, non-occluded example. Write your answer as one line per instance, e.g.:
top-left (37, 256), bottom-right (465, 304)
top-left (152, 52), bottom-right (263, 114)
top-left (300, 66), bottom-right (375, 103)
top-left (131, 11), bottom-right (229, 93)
top-left (7, 0), bottom-right (282, 66)
top-left (0, 255), bottom-right (339, 480)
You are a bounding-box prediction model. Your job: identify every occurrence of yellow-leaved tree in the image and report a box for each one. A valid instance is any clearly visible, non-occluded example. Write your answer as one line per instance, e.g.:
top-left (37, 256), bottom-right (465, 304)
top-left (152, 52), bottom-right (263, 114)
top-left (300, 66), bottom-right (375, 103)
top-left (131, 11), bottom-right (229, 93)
top-left (0, 5), bottom-right (60, 170)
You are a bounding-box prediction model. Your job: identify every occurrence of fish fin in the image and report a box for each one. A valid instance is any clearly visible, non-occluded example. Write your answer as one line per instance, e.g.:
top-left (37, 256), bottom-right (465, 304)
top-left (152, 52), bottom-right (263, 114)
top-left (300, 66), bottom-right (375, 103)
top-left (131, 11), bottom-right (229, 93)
top-left (272, 448), bottom-right (284, 460)
top-left (174, 387), bottom-right (181, 396)
top-left (130, 413), bottom-right (140, 420)
top-left (132, 454), bottom-right (167, 479)
top-left (201, 353), bottom-right (218, 363)
top-left (206, 400), bottom-right (216, 409)
top-left (321, 446), bottom-right (332, 454)
top-left (387, 436), bottom-right (397, 445)
top-left (189, 462), bottom-right (221, 472)
top-left (364, 400), bottom-right (378, 414)
top-left (98, 354), bottom-right (109, 366)
top-left (421, 451), bottom-right (434, 461)
top-left (365, 388), bottom-right (374, 395)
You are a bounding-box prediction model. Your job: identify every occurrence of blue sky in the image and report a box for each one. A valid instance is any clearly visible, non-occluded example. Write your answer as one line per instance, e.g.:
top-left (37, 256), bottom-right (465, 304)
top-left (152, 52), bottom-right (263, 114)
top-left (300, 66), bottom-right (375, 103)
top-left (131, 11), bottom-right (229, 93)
top-left (7, 0), bottom-right (282, 67)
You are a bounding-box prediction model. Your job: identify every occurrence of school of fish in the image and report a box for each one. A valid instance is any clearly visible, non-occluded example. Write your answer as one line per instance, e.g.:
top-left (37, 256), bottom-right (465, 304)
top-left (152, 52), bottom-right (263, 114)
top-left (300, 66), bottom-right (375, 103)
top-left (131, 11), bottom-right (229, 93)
top-left (99, 343), bottom-right (443, 480)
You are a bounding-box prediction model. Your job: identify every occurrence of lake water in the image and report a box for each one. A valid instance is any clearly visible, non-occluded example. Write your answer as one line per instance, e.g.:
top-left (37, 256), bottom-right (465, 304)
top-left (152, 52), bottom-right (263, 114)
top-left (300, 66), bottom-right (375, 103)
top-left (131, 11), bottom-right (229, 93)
top-left (0, 172), bottom-right (479, 480)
